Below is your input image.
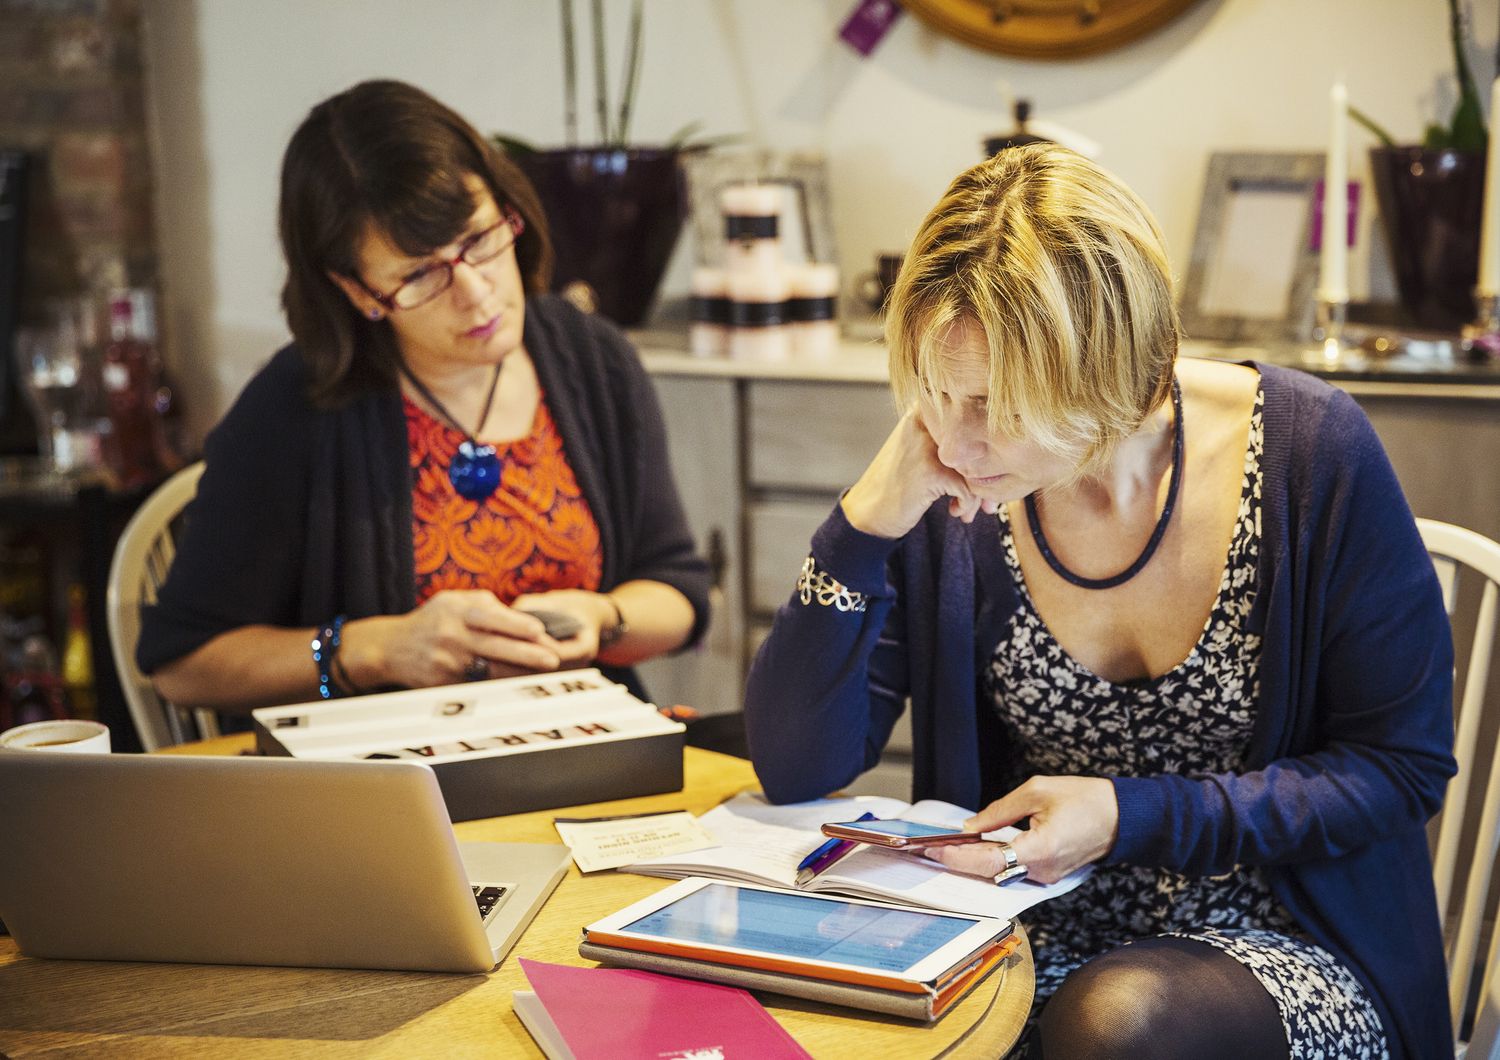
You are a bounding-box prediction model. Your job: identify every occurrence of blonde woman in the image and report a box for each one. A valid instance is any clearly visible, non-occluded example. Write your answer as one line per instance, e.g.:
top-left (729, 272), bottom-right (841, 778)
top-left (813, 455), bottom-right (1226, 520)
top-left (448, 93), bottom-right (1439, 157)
top-left (744, 145), bottom-right (1452, 1059)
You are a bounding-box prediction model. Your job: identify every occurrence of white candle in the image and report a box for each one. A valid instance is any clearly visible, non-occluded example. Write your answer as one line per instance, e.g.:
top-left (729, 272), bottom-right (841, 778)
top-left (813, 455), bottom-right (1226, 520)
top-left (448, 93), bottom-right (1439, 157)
top-left (1477, 77), bottom-right (1500, 298)
top-left (788, 262), bottom-right (840, 299)
top-left (1319, 82), bottom-right (1349, 304)
top-left (719, 183), bottom-right (781, 218)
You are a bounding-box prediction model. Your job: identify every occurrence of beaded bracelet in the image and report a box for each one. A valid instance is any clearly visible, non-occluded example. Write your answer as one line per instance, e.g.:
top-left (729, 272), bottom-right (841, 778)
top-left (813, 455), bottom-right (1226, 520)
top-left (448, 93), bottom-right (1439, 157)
top-left (796, 556), bottom-right (868, 613)
top-left (311, 615), bottom-right (346, 700)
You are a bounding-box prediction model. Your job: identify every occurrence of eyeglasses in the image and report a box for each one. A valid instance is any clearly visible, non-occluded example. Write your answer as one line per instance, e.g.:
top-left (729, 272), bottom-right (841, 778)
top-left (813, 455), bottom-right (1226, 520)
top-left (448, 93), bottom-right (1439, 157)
top-left (358, 207), bottom-right (525, 312)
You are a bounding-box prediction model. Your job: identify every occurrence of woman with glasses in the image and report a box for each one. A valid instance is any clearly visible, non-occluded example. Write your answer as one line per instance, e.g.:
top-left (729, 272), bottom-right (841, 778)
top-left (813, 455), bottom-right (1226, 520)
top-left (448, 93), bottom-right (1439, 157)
top-left (138, 79), bottom-right (709, 711)
top-left (744, 145), bottom-right (1453, 1058)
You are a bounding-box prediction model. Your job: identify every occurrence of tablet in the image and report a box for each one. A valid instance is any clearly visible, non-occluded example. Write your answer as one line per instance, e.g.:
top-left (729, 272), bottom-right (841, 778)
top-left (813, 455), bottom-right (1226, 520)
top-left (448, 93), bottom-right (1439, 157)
top-left (583, 877), bottom-right (1012, 986)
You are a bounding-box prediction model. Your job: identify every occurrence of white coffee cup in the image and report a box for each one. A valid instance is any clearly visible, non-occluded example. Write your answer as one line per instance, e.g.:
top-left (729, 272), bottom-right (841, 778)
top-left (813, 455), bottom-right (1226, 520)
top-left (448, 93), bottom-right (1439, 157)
top-left (0, 719), bottom-right (111, 753)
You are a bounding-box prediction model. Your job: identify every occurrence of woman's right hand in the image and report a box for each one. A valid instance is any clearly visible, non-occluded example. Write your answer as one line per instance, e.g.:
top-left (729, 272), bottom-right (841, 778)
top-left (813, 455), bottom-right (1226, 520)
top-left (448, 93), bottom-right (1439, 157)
top-left (344, 590), bottom-right (562, 689)
top-left (840, 410), bottom-right (994, 539)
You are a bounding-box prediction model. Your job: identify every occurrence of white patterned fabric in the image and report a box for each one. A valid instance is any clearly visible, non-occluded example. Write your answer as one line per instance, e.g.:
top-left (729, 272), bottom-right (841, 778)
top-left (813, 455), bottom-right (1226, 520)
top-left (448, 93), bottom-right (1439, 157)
top-left (990, 388), bottom-right (1387, 1057)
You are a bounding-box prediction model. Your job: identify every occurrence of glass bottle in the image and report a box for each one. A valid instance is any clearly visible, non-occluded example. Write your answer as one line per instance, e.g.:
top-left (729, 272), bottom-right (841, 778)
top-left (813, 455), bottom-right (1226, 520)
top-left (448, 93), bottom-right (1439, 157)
top-left (102, 288), bottom-right (165, 487)
top-left (13, 631), bottom-right (68, 725)
top-left (131, 289), bottom-right (182, 471)
top-left (61, 583), bottom-right (94, 720)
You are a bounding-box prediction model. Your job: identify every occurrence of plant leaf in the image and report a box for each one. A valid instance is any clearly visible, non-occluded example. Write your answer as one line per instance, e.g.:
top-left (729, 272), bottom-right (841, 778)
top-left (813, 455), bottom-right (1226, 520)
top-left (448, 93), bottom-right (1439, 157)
top-left (1440, 0), bottom-right (1488, 152)
top-left (1449, 0), bottom-right (1483, 117)
top-left (591, 0), bottom-right (608, 144)
top-left (1422, 122), bottom-right (1453, 150)
top-left (664, 122), bottom-right (744, 152)
top-left (1348, 105), bottom-right (1397, 148)
top-left (666, 121), bottom-right (703, 148)
top-left (560, 0), bottom-right (578, 146)
top-left (1450, 90), bottom-right (1488, 152)
top-left (676, 134), bottom-right (744, 154)
top-left (616, 0), bottom-right (644, 148)
top-left (490, 133), bottom-right (539, 157)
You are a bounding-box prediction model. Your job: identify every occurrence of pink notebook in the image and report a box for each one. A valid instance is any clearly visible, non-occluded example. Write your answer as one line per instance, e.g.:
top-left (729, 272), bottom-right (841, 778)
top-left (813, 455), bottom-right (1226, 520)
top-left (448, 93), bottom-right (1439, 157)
top-left (517, 959), bottom-right (812, 1059)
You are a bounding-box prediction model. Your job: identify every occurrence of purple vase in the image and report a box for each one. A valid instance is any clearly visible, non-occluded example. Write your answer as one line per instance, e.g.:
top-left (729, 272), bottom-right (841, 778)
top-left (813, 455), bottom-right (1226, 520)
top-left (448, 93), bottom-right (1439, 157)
top-left (1368, 146), bottom-right (1485, 330)
top-left (516, 147), bottom-right (686, 327)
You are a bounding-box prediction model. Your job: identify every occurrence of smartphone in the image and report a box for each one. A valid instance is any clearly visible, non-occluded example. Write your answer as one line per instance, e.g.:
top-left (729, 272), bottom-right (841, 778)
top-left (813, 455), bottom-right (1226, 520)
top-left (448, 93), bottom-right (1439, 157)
top-left (819, 818), bottom-right (984, 848)
top-left (518, 608), bottom-right (583, 640)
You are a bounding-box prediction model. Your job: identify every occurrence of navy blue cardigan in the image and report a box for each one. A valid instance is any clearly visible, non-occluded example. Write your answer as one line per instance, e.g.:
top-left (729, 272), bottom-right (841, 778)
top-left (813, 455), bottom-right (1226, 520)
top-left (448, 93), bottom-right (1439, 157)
top-left (138, 295), bottom-right (711, 700)
top-left (745, 363), bottom-right (1455, 1059)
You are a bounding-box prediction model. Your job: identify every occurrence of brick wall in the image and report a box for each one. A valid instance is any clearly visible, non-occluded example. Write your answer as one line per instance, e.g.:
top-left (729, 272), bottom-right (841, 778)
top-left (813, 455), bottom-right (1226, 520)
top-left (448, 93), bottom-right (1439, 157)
top-left (0, 0), bottom-right (157, 313)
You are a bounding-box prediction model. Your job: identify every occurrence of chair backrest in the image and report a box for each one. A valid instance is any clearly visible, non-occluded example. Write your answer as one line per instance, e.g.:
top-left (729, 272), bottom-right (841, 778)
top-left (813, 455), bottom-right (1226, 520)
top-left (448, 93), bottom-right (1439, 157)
top-left (106, 461), bottom-right (213, 751)
top-left (1417, 518), bottom-right (1500, 1049)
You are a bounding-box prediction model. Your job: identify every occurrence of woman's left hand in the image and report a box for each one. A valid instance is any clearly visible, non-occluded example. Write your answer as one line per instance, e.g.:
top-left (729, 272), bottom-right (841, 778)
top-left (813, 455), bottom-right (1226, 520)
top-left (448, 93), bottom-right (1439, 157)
top-left (509, 589), bottom-right (615, 667)
top-left (922, 775), bottom-right (1120, 885)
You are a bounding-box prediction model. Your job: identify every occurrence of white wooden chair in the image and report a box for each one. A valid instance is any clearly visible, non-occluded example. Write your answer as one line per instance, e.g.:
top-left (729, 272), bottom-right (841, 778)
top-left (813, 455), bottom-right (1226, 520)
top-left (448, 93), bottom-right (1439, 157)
top-left (105, 461), bottom-right (217, 750)
top-left (1418, 518), bottom-right (1500, 1058)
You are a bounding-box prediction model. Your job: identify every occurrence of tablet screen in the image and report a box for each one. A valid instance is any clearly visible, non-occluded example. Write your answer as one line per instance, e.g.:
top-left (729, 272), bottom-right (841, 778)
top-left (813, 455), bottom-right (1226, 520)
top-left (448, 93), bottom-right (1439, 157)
top-left (621, 882), bottom-right (977, 973)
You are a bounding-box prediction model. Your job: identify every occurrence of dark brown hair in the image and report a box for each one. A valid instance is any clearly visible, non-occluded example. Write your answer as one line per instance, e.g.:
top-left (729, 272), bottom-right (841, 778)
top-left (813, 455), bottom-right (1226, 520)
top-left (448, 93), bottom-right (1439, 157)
top-left (278, 79), bottom-right (553, 405)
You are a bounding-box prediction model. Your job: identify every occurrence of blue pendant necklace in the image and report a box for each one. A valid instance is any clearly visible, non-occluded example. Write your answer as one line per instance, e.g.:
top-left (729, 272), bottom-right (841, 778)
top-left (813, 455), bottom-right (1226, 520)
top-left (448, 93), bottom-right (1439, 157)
top-left (401, 361), bottom-right (504, 501)
top-left (1024, 376), bottom-right (1183, 590)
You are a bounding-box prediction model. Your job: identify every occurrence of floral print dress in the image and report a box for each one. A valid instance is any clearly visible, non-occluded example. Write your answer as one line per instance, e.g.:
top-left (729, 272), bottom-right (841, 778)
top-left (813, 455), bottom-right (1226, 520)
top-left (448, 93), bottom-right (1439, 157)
top-left (405, 391), bottom-right (603, 604)
top-left (988, 386), bottom-right (1387, 1058)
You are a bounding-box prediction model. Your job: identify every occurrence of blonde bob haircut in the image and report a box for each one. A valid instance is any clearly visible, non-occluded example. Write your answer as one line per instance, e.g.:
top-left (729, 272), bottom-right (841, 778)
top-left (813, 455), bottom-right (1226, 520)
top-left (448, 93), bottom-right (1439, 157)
top-left (887, 143), bottom-right (1180, 479)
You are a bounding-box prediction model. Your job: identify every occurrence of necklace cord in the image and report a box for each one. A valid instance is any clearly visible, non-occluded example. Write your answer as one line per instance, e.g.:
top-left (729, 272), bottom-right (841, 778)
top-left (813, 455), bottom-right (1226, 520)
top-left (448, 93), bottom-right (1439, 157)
top-left (400, 360), bottom-right (504, 444)
top-left (1024, 376), bottom-right (1184, 591)
top-left (399, 360), bottom-right (507, 502)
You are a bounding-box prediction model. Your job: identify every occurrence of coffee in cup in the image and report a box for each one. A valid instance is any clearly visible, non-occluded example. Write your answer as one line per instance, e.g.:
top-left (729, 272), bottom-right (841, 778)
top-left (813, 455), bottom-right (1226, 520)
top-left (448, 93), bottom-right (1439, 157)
top-left (0, 719), bottom-right (111, 753)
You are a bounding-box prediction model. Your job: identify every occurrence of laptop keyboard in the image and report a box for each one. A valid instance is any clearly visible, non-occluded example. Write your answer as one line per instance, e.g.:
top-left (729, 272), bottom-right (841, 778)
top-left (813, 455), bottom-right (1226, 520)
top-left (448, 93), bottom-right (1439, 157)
top-left (473, 885), bottom-right (510, 924)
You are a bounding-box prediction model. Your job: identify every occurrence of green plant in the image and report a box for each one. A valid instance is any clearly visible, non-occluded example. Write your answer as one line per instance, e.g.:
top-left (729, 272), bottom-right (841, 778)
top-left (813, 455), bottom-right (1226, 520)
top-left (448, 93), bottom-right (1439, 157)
top-left (572, 0), bottom-right (643, 146)
top-left (493, 1), bottom-right (725, 156)
top-left (1350, 0), bottom-right (1488, 152)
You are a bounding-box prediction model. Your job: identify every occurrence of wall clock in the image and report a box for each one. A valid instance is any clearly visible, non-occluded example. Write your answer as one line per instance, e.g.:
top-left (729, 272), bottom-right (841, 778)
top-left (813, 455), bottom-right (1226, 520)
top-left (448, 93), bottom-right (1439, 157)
top-left (902, 0), bottom-right (1205, 59)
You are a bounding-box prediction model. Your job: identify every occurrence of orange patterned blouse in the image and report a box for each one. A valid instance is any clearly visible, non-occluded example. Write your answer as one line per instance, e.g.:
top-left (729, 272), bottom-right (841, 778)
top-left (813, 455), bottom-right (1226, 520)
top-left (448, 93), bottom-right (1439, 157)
top-left (405, 392), bottom-right (603, 605)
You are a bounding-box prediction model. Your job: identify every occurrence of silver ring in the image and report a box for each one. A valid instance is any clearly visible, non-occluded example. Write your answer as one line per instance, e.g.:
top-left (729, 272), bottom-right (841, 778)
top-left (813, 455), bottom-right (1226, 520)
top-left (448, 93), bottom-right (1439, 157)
top-left (464, 658), bottom-right (489, 682)
top-left (992, 841), bottom-right (1028, 885)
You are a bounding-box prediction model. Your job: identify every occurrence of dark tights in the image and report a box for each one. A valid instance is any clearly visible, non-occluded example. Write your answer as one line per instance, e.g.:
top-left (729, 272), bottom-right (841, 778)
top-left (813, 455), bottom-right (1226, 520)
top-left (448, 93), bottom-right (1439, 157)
top-left (1034, 936), bottom-right (1289, 1060)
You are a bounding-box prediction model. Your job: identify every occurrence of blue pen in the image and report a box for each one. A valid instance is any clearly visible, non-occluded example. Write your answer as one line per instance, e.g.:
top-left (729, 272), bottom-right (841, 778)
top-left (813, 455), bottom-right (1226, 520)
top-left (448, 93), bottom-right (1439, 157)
top-left (795, 812), bottom-right (876, 885)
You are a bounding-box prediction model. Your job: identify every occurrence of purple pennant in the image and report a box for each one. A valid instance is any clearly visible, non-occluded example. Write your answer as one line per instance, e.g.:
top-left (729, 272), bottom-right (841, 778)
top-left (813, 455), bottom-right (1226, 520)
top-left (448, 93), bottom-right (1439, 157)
top-left (840, 0), bottom-right (903, 56)
top-left (1309, 180), bottom-right (1361, 251)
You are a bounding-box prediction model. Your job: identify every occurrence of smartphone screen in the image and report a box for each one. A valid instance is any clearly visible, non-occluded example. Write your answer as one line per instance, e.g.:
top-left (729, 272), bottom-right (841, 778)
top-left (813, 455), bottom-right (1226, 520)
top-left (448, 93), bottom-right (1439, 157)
top-left (831, 819), bottom-right (966, 839)
top-left (820, 818), bottom-right (982, 848)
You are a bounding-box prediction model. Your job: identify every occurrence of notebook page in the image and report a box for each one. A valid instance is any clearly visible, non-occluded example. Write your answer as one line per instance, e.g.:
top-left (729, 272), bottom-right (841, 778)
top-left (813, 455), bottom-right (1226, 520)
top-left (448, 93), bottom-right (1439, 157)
top-left (624, 793), bottom-right (910, 886)
top-left (816, 837), bottom-right (1091, 920)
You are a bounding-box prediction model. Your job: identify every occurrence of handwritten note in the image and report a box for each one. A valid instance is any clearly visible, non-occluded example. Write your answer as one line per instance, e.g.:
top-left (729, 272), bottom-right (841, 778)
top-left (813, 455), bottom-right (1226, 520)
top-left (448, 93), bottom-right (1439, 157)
top-left (554, 812), bottom-right (719, 873)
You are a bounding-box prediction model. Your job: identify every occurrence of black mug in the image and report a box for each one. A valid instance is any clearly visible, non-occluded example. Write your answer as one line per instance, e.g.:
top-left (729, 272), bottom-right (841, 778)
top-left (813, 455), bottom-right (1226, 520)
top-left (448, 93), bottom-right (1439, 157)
top-left (856, 253), bottom-right (903, 313)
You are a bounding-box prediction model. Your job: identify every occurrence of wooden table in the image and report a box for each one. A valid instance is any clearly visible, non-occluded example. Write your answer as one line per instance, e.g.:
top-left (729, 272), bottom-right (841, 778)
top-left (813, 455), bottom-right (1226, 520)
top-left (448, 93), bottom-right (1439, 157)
top-left (0, 738), bottom-right (1034, 1058)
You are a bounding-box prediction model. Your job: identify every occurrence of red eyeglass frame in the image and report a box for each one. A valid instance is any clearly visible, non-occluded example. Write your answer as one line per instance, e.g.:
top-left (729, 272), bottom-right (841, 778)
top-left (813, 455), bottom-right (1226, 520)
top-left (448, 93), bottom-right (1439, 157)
top-left (356, 206), bottom-right (526, 312)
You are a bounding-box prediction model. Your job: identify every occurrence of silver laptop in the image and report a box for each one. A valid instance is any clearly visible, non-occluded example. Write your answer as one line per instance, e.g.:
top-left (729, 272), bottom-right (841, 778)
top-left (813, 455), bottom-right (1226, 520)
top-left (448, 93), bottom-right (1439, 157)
top-left (0, 752), bottom-right (570, 973)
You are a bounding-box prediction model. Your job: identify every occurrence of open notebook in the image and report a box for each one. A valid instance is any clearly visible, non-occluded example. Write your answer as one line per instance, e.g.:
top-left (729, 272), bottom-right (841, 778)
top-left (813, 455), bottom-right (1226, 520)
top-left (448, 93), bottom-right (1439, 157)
top-left (623, 792), bottom-right (1089, 921)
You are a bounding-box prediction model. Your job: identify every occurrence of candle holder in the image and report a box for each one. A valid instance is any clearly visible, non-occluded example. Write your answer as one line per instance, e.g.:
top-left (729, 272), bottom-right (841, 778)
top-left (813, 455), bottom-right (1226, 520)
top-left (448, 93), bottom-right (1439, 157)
top-left (1461, 291), bottom-right (1500, 360)
top-left (1305, 297), bottom-right (1357, 369)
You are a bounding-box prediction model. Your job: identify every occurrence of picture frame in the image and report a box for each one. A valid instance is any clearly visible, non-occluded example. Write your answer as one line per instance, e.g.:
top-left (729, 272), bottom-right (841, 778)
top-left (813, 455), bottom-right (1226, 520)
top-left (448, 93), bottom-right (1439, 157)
top-left (1179, 151), bottom-right (1325, 344)
top-left (679, 148), bottom-right (838, 267)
